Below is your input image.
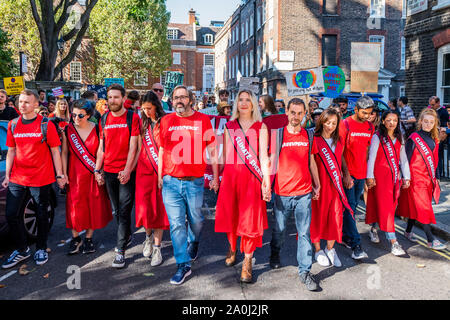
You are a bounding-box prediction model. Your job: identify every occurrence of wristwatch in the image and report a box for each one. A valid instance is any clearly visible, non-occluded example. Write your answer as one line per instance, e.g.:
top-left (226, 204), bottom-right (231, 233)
top-left (56, 175), bottom-right (65, 179)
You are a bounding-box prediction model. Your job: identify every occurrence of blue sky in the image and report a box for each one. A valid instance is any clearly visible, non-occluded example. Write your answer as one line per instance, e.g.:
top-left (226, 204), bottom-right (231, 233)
top-left (166, 0), bottom-right (241, 25)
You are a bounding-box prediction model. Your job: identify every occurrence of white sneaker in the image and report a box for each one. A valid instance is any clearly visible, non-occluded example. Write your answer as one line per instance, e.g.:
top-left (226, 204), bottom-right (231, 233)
top-left (315, 250), bottom-right (330, 267)
top-left (391, 241), bottom-right (406, 256)
top-left (150, 246), bottom-right (163, 266)
top-left (369, 228), bottom-right (380, 243)
top-left (325, 248), bottom-right (342, 267)
top-left (142, 234), bottom-right (153, 258)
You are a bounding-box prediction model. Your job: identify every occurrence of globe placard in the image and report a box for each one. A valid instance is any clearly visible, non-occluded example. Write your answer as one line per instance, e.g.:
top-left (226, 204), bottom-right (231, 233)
top-left (323, 66), bottom-right (346, 98)
top-left (286, 68), bottom-right (324, 96)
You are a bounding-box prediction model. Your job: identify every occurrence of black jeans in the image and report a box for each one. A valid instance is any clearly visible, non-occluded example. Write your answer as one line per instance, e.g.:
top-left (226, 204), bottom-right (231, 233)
top-left (104, 171), bottom-right (136, 252)
top-left (6, 182), bottom-right (52, 251)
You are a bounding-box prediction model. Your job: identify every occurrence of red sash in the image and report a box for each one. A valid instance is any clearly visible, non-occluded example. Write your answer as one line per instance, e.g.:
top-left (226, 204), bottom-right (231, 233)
top-left (315, 137), bottom-right (353, 214)
top-left (66, 124), bottom-right (97, 174)
top-left (410, 132), bottom-right (441, 203)
top-left (142, 127), bottom-right (159, 174)
top-left (377, 132), bottom-right (401, 201)
top-left (226, 120), bottom-right (263, 184)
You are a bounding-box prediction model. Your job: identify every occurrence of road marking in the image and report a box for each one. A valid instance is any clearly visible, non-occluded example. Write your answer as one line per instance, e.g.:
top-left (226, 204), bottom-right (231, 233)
top-left (0, 270), bottom-right (17, 282)
top-left (356, 205), bottom-right (450, 260)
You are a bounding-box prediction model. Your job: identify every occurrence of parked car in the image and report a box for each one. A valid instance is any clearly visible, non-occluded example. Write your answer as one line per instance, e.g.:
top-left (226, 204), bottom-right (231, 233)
top-left (0, 120), bottom-right (57, 241)
top-left (310, 93), bottom-right (389, 113)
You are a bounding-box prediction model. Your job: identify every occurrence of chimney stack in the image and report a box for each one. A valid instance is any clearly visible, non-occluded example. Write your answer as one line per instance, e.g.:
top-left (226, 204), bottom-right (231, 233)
top-left (188, 9), bottom-right (196, 25)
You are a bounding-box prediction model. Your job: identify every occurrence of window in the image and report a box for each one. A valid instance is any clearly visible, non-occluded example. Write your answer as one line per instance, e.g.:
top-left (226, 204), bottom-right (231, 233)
top-left (134, 71), bottom-right (148, 86)
top-left (249, 50), bottom-right (254, 76)
top-left (167, 28), bottom-right (179, 40)
top-left (241, 23), bottom-right (245, 43)
top-left (323, 0), bottom-right (338, 15)
top-left (262, 42), bottom-right (266, 71)
top-left (245, 20), bottom-right (249, 40)
top-left (401, 37), bottom-right (405, 69)
top-left (241, 56), bottom-right (245, 76)
top-left (321, 35), bottom-right (337, 66)
top-left (235, 56), bottom-right (238, 78)
top-left (437, 44), bottom-right (450, 105)
top-left (249, 14), bottom-right (254, 37)
top-left (257, 7), bottom-right (262, 29)
top-left (70, 62), bottom-right (81, 82)
top-left (402, 0), bottom-right (406, 18)
top-left (204, 34), bottom-right (213, 45)
top-left (246, 53), bottom-right (250, 76)
top-left (257, 45), bottom-right (261, 73)
top-left (173, 52), bottom-right (181, 65)
top-left (262, 1), bottom-right (266, 23)
top-left (433, 0), bottom-right (450, 11)
top-left (228, 58), bottom-right (232, 79)
top-left (369, 35), bottom-right (385, 68)
top-left (400, 86), bottom-right (405, 97)
top-left (204, 54), bottom-right (214, 66)
top-left (269, 37), bottom-right (274, 67)
top-left (370, 0), bottom-right (385, 18)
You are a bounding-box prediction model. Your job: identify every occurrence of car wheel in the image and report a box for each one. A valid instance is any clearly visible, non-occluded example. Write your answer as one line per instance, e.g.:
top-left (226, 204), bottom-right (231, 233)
top-left (20, 190), bottom-right (55, 241)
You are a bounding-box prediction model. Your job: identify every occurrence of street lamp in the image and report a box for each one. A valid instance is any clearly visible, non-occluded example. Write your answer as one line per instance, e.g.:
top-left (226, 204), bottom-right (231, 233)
top-left (57, 37), bottom-right (65, 81)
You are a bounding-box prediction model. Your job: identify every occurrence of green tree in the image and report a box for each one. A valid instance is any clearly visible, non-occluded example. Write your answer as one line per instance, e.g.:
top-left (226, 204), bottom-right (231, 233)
top-left (0, 27), bottom-right (17, 78)
top-left (88, 0), bottom-right (172, 83)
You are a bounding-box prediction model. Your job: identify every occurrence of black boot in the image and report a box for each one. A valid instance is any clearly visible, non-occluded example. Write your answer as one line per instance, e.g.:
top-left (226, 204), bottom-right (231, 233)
top-left (269, 250), bottom-right (281, 269)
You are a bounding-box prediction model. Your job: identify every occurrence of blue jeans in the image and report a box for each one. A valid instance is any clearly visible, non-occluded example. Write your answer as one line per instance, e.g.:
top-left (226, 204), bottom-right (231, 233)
top-left (270, 193), bottom-right (312, 275)
top-left (343, 177), bottom-right (364, 249)
top-left (162, 175), bottom-right (205, 266)
top-left (371, 223), bottom-right (396, 240)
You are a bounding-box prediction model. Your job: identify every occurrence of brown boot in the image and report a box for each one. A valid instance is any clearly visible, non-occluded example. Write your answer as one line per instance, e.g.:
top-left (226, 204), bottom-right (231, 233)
top-left (240, 256), bottom-right (252, 283)
top-left (225, 248), bottom-right (237, 267)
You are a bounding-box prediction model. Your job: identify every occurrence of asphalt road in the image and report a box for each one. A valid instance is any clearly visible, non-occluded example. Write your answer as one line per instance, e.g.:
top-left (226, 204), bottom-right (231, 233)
top-left (0, 190), bottom-right (449, 300)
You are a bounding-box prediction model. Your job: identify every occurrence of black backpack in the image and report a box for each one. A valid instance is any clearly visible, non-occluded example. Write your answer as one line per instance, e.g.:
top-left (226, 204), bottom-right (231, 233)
top-left (10, 116), bottom-right (49, 144)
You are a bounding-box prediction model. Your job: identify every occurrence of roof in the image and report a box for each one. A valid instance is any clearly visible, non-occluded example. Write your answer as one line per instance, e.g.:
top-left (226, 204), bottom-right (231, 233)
top-left (168, 23), bottom-right (195, 41)
top-left (196, 26), bottom-right (222, 46)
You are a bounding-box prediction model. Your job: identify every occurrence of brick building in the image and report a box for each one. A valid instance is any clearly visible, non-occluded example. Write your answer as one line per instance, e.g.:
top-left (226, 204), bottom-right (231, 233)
top-left (215, 0), bottom-right (406, 103)
top-left (405, 0), bottom-right (450, 112)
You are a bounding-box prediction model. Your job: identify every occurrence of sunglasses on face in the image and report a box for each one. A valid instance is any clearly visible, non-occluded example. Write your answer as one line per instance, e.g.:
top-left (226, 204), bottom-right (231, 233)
top-left (153, 88), bottom-right (164, 93)
top-left (72, 113), bottom-right (86, 119)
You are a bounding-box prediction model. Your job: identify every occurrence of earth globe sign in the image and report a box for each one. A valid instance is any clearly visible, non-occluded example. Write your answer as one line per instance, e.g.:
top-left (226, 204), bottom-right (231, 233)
top-left (323, 66), bottom-right (345, 98)
top-left (292, 70), bottom-right (317, 89)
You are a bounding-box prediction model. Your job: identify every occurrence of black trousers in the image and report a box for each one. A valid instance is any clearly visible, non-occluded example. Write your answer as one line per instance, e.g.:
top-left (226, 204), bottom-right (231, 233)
top-left (104, 171), bottom-right (136, 252)
top-left (6, 182), bottom-right (52, 251)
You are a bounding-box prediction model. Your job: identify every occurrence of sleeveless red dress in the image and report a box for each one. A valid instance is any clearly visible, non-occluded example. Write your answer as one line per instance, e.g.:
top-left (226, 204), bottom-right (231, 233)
top-left (66, 125), bottom-right (112, 232)
top-left (397, 136), bottom-right (439, 225)
top-left (215, 120), bottom-right (268, 239)
top-left (365, 136), bottom-right (402, 232)
top-left (135, 123), bottom-right (169, 230)
top-left (310, 137), bottom-right (345, 243)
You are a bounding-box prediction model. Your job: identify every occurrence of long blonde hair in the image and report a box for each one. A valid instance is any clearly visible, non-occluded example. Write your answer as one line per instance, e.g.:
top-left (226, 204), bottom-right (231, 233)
top-left (55, 98), bottom-right (70, 120)
top-left (417, 108), bottom-right (439, 140)
top-left (230, 90), bottom-right (262, 122)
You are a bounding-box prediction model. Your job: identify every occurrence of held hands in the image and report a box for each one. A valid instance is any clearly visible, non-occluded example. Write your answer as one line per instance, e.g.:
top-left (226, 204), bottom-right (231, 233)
top-left (343, 174), bottom-right (354, 189)
top-left (366, 178), bottom-right (376, 189)
top-left (118, 169), bottom-right (131, 185)
top-left (262, 180), bottom-right (272, 202)
top-left (402, 179), bottom-right (410, 189)
top-left (57, 175), bottom-right (68, 189)
top-left (312, 185), bottom-right (320, 200)
top-left (209, 178), bottom-right (219, 193)
top-left (95, 171), bottom-right (105, 186)
top-left (158, 176), bottom-right (163, 190)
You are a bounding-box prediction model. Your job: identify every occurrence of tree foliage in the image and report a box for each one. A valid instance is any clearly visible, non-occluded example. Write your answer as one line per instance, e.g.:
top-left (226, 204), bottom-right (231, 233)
top-left (0, 27), bottom-right (17, 78)
top-left (88, 0), bottom-right (172, 83)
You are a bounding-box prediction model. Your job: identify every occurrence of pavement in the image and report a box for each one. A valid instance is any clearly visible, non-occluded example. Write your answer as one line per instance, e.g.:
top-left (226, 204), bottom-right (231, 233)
top-left (431, 179), bottom-right (450, 240)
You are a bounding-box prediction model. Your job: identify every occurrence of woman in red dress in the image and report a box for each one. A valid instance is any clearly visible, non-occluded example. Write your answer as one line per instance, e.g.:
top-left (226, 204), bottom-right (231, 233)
top-left (61, 99), bottom-right (112, 255)
top-left (135, 91), bottom-right (169, 266)
top-left (397, 108), bottom-right (447, 251)
top-left (215, 89), bottom-right (271, 283)
top-left (311, 108), bottom-right (353, 268)
top-left (365, 110), bottom-right (411, 256)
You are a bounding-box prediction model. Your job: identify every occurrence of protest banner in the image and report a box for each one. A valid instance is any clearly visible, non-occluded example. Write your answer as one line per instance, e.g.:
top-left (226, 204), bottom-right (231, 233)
top-left (351, 42), bottom-right (380, 93)
top-left (87, 85), bottom-right (107, 100)
top-left (286, 68), bottom-right (324, 96)
top-left (52, 87), bottom-right (64, 98)
top-left (164, 71), bottom-right (184, 99)
top-left (104, 78), bottom-right (125, 88)
top-left (323, 66), bottom-right (346, 98)
top-left (3, 76), bottom-right (25, 95)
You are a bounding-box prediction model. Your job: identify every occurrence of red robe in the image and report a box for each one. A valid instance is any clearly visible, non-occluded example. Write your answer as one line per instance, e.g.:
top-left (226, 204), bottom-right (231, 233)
top-left (310, 137), bottom-right (345, 243)
top-left (397, 137), bottom-right (439, 225)
top-left (135, 124), bottom-right (169, 230)
top-left (215, 120), bottom-right (268, 239)
top-left (365, 136), bottom-right (402, 232)
top-left (66, 125), bottom-right (112, 231)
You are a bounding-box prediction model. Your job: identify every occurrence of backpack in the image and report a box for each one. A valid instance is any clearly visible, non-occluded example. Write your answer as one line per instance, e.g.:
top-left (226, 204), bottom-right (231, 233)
top-left (100, 110), bottom-right (134, 152)
top-left (10, 116), bottom-right (49, 144)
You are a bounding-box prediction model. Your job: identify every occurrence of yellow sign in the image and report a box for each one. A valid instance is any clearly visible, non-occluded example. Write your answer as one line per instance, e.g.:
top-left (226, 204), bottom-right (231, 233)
top-left (3, 76), bottom-right (25, 95)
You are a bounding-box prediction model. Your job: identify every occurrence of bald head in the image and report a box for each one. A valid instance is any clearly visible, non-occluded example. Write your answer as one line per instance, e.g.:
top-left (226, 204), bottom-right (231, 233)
top-left (152, 83), bottom-right (164, 100)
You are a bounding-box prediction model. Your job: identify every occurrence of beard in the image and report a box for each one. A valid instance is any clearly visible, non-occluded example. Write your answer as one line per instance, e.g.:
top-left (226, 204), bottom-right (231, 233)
top-left (175, 102), bottom-right (187, 114)
top-left (290, 119), bottom-right (301, 127)
top-left (109, 103), bottom-right (122, 112)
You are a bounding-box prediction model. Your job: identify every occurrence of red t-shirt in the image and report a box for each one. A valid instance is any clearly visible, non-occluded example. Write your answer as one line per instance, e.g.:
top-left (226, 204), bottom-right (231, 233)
top-left (6, 115), bottom-right (61, 187)
top-left (159, 111), bottom-right (216, 178)
top-left (271, 128), bottom-right (316, 196)
top-left (339, 117), bottom-right (374, 180)
top-left (99, 111), bottom-right (140, 173)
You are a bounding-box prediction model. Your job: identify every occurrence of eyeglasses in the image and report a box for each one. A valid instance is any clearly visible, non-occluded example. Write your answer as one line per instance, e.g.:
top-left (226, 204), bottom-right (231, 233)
top-left (72, 113), bottom-right (86, 119)
top-left (173, 95), bottom-right (189, 100)
top-left (153, 88), bottom-right (164, 93)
